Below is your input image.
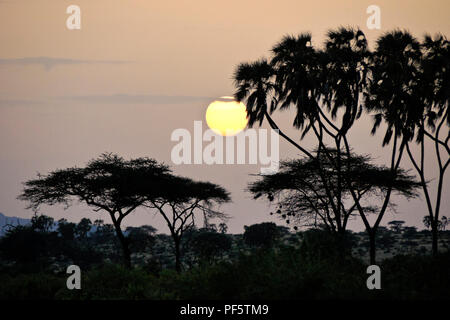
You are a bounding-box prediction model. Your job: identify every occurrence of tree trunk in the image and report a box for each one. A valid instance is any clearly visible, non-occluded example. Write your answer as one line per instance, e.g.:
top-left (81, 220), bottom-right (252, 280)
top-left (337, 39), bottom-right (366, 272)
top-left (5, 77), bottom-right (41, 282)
top-left (431, 221), bottom-right (439, 257)
top-left (114, 224), bottom-right (131, 268)
top-left (369, 230), bottom-right (376, 265)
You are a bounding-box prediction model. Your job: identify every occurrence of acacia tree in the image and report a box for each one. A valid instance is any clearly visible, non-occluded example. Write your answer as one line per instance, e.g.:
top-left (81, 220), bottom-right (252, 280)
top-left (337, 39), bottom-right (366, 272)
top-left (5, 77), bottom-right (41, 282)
top-left (18, 153), bottom-right (170, 268)
top-left (146, 175), bottom-right (230, 272)
top-left (249, 150), bottom-right (420, 233)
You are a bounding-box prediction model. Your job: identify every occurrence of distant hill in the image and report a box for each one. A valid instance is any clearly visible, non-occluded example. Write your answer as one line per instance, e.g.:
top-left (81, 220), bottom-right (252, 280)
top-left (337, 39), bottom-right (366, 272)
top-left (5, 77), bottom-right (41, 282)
top-left (0, 212), bottom-right (31, 236)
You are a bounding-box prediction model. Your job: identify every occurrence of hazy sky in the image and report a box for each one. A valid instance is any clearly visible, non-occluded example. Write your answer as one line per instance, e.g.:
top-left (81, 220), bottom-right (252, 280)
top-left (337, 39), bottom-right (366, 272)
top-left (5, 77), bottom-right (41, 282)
top-left (0, 0), bottom-right (449, 233)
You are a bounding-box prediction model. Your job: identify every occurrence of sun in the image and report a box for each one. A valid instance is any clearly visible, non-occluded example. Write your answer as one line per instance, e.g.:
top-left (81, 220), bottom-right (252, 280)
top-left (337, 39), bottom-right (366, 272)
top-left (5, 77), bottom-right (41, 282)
top-left (205, 96), bottom-right (248, 136)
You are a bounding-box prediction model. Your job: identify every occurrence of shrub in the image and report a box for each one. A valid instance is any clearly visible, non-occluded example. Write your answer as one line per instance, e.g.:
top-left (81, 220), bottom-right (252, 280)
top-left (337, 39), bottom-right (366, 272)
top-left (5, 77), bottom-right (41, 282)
top-left (0, 273), bottom-right (64, 299)
top-left (56, 264), bottom-right (157, 300)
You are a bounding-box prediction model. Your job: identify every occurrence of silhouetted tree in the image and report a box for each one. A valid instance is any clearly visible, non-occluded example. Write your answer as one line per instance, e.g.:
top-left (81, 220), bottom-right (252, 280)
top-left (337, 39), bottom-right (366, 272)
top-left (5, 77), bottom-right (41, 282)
top-left (235, 28), bottom-right (370, 227)
top-left (388, 220), bottom-right (405, 233)
top-left (146, 176), bottom-right (230, 272)
top-left (362, 31), bottom-right (424, 263)
top-left (75, 218), bottom-right (92, 240)
top-left (441, 216), bottom-right (449, 231)
top-left (243, 222), bottom-right (280, 248)
top-left (403, 34), bottom-right (450, 256)
top-left (57, 218), bottom-right (76, 242)
top-left (18, 153), bottom-right (170, 268)
top-left (235, 28), bottom-right (417, 263)
top-left (250, 150), bottom-right (419, 233)
top-left (31, 214), bottom-right (54, 233)
top-left (0, 216), bottom-right (58, 271)
top-left (424, 215), bottom-right (449, 232)
top-left (218, 223), bottom-right (228, 234)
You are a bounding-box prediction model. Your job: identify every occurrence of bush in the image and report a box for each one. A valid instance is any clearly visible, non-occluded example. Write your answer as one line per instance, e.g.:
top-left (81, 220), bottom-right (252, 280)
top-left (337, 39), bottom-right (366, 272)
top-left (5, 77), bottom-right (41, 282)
top-left (56, 264), bottom-right (158, 300)
top-left (380, 252), bottom-right (450, 299)
top-left (167, 236), bottom-right (367, 300)
top-left (190, 231), bottom-right (232, 263)
top-left (243, 222), bottom-right (280, 248)
top-left (0, 273), bottom-right (64, 299)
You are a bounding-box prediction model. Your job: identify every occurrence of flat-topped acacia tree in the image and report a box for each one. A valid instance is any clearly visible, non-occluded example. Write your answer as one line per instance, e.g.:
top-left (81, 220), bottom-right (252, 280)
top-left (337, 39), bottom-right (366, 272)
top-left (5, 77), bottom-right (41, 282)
top-left (146, 175), bottom-right (230, 272)
top-left (249, 149), bottom-right (420, 234)
top-left (18, 153), bottom-right (170, 268)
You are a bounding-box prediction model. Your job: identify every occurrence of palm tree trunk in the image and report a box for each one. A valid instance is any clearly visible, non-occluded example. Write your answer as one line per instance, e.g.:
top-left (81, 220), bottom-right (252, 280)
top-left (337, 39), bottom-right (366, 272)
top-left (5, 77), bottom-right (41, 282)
top-left (369, 230), bottom-right (376, 265)
top-left (431, 221), bottom-right (439, 256)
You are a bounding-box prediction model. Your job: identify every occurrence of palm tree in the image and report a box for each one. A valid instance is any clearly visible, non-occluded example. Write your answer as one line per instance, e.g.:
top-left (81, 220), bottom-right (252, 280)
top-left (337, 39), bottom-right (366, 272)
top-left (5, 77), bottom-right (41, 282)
top-left (321, 27), bottom-right (370, 136)
top-left (405, 34), bottom-right (450, 255)
top-left (268, 29), bottom-right (373, 235)
top-left (234, 58), bottom-right (314, 157)
top-left (270, 33), bottom-right (320, 133)
top-left (319, 28), bottom-right (372, 238)
top-left (364, 30), bottom-right (423, 263)
top-left (234, 59), bottom-right (275, 128)
top-left (234, 29), bottom-right (370, 158)
top-left (366, 31), bottom-right (422, 145)
top-left (234, 35), bottom-right (346, 231)
top-left (234, 30), bottom-right (422, 261)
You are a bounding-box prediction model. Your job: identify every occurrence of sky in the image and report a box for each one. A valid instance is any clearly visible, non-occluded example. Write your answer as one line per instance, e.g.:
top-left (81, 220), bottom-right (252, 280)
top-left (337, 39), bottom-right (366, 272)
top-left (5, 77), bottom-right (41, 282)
top-left (0, 0), bottom-right (449, 234)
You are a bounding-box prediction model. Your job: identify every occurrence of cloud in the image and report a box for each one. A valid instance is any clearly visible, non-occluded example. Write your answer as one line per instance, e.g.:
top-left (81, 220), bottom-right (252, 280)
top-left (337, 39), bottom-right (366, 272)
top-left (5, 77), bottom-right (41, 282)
top-left (0, 94), bottom-right (213, 107)
top-left (62, 94), bottom-right (213, 105)
top-left (0, 57), bottom-right (130, 70)
top-left (0, 99), bottom-right (45, 107)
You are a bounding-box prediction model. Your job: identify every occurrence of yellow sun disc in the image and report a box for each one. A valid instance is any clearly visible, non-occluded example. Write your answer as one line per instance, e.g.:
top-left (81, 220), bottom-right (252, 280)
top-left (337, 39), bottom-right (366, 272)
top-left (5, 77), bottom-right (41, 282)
top-left (205, 96), bottom-right (248, 136)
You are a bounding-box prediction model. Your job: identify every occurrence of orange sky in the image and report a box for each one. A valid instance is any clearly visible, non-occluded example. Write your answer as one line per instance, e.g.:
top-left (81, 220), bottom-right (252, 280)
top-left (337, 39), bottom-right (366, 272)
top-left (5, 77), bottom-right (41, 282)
top-left (0, 0), bottom-right (449, 233)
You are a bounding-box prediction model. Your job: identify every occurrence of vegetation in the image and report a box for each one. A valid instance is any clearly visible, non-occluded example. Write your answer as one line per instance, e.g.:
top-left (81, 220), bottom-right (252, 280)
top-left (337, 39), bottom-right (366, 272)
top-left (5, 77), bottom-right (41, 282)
top-left (249, 152), bottom-right (420, 233)
top-left (17, 153), bottom-right (170, 268)
top-left (144, 176), bottom-right (230, 272)
top-left (233, 28), bottom-right (449, 263)
top-left (1, 27), bottom-right (449, 300)
top-left (18, 154), bottom-right (229, 270)
top-left (1, 217), bottom-right (449, 300)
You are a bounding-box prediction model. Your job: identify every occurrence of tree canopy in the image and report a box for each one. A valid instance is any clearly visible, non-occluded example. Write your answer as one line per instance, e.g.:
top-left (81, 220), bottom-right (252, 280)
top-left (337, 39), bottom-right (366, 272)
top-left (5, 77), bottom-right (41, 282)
top-left (146, 175), bottom-right (230, 272)
top-left (250, 149), bottom-right (420, 232)
top-left (18, 153), bottom-right (170, 267)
